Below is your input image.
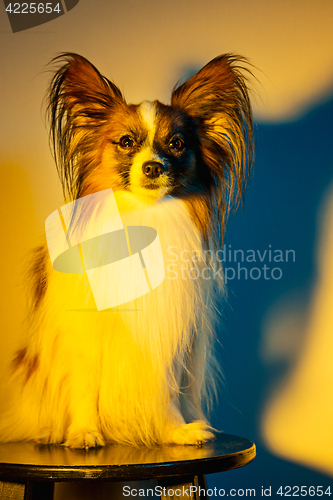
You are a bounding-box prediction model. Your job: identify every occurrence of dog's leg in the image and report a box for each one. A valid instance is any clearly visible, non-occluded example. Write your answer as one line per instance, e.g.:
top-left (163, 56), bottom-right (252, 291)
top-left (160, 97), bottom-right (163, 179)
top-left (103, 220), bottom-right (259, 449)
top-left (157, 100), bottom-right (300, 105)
top-left (63, 339), bottom-right (105, 449)
top-left (164, 360), bottom-right (214, 445)
top-left (64, 387), bottom-right (105, 449)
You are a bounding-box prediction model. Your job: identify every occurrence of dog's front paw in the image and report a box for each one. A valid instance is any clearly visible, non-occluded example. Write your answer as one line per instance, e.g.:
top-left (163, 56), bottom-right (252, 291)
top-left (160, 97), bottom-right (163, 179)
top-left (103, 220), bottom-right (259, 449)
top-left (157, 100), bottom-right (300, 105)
top-left (166, 421), bottom-right (215, 445)
top-left (36, 428), bottom-right (64, 445)
top-left (64, 428), bottom-right (105, 449)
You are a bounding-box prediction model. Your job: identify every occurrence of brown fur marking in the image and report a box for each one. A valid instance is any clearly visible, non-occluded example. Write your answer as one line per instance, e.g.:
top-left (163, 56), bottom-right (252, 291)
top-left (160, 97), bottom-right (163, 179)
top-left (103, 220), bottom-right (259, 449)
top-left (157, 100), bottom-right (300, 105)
top-left (11, 348), bottom-right (39, 383)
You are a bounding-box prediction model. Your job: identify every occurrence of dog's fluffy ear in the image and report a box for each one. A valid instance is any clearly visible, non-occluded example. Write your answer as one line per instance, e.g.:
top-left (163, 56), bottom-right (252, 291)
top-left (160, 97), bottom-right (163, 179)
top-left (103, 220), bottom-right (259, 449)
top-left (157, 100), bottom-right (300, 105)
top-left (171, 54), bottom-right (254, 217)
top-left (49, 53), bottom-right (123, 115)
top-left (47, 53), bottom-right (124, 200)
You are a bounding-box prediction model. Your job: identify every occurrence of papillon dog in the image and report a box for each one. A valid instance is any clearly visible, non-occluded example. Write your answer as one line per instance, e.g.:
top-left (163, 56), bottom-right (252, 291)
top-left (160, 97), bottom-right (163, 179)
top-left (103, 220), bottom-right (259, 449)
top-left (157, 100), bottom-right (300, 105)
top-left (0, 53), bottom-right (253, 448)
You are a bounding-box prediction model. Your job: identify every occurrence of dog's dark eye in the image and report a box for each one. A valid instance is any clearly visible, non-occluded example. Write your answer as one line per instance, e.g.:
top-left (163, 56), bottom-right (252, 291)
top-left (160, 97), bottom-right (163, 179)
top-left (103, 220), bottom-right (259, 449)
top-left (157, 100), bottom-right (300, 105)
top-left (119, 135), bottom-right (135, 149)
top-left (168, 137), bottom-right (185, 152)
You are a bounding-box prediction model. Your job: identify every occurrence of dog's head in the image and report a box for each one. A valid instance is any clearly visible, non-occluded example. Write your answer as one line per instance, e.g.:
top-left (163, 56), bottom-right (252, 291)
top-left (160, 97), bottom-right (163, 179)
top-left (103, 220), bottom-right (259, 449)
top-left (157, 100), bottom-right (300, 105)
top-left (48, 53), bottom-right (254, 234)
top-left (95, 98), bottom-right (201, 201)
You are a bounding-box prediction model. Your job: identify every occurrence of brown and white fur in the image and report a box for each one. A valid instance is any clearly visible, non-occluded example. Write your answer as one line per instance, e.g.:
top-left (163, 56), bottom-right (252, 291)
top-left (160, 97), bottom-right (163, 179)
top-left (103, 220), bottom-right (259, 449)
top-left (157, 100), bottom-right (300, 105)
top-left (0, 53), bottom-right (254, 448)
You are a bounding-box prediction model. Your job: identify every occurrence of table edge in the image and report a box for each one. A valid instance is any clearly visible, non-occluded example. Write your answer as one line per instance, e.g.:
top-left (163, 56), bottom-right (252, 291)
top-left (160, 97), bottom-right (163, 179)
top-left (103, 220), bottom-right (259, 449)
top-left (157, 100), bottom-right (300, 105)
top-left (0, 442), bottom-right (256, 482)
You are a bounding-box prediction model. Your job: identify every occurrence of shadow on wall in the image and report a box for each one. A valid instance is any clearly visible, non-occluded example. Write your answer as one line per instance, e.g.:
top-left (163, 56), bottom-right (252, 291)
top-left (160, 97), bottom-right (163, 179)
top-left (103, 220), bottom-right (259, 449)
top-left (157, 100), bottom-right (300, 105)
top-left (210, 94), bottom-right (333, 488)
top-left (261, 174), bottom-right (333, 476)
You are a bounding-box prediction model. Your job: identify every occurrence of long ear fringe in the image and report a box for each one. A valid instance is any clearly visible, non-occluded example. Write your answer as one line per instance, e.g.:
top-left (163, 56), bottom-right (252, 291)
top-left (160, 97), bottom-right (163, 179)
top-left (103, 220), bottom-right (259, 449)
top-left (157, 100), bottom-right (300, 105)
top-left (46, 53), bottom-right (124, 201)
top-left (172, 54), bottom-right (255, 238)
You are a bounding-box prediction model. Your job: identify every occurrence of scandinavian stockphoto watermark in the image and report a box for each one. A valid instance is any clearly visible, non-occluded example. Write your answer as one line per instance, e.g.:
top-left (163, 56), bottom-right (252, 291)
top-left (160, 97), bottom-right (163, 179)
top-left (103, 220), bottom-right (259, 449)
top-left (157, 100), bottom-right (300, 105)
top-left (45, 188), bottom-right (292, 311)
top-left (166, 244), bottom-right (296, 283)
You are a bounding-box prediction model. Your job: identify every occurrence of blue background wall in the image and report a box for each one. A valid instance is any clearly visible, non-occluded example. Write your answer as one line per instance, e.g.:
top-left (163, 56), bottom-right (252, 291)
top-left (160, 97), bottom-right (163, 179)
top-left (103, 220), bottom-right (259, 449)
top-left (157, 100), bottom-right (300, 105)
top-left (209, 96), bottom-right (333, 494)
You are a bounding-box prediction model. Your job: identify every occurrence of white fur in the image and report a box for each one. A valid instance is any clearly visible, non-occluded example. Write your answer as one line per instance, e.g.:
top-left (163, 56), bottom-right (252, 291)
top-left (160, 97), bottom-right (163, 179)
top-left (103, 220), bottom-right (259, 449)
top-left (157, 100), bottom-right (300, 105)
top-left (130, 102), bottom-right (169, 200)
top-left (139, 101), bottom-right (157, 142)
top-left (0, 194), bottom-right (221, 447)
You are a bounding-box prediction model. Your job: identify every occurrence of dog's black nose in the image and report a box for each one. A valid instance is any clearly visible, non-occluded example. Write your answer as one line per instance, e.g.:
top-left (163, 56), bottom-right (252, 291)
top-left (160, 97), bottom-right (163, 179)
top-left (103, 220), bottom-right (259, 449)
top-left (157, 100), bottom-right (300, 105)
top-left (142, 161), bottom-right (164, 179)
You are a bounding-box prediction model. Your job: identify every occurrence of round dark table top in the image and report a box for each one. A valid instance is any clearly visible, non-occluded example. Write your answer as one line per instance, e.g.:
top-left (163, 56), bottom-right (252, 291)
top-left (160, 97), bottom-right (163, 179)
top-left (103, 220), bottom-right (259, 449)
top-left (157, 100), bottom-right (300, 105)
top-left (0, 434), bottom-right (255, 482)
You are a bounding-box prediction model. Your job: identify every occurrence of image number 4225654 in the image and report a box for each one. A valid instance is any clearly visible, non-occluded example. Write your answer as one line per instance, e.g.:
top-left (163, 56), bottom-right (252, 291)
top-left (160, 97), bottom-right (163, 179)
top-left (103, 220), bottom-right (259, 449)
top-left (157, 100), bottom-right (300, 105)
top-left (4, 1), bottom-right (80, 33)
